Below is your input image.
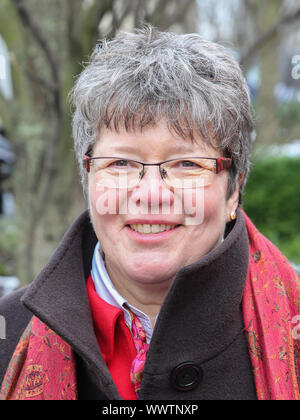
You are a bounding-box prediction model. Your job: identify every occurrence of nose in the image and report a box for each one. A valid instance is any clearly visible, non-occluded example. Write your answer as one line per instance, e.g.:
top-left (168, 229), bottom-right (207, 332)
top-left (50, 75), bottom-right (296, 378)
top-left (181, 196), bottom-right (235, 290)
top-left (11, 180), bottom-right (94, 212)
top-left (129, 165), bottom-right (174, 213)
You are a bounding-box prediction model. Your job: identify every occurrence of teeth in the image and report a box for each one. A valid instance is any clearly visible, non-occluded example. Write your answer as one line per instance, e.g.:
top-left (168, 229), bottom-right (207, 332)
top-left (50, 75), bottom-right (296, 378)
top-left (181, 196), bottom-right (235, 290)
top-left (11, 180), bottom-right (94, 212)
top-left (151, 224), bottom-right (160, 233)
top-left (129, 224), bottom-right (177, 234)
top-left (143, 224), bottom-right (151, 234)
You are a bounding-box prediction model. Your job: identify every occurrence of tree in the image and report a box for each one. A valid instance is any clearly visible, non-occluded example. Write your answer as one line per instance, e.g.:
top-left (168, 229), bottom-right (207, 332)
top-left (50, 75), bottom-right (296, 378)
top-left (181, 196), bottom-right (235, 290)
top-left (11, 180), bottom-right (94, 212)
top-left (0, 0), bottom-right (197, 285)
top-left (197, 0), bottom-right (300, 149)
top-left (239, 0), bottom-right (300, 149)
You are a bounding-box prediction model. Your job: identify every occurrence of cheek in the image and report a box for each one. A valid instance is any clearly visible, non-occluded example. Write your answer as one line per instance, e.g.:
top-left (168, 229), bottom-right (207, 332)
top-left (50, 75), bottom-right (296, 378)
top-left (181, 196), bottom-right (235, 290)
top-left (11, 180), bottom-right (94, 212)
top-left (202, 181), bottom-right (228, 223)
top-left (89, 183), bottom-right (127, 246)
top-left (181, 186), bottom-right (225, 218)
top-left (89, 180), bottom-right (128, 217)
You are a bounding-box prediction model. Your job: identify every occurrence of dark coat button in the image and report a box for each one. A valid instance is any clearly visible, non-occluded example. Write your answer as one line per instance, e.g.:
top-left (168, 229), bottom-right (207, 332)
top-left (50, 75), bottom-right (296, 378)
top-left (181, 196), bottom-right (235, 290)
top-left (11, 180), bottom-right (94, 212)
top-left (171, 362), bottom-right (203, 391)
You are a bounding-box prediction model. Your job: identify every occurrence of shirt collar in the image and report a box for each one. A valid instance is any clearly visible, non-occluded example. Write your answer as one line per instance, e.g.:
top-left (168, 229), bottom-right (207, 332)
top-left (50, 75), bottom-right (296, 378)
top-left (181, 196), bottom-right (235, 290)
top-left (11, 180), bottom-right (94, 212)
top-left (91, 242), bottom-right (154, 343)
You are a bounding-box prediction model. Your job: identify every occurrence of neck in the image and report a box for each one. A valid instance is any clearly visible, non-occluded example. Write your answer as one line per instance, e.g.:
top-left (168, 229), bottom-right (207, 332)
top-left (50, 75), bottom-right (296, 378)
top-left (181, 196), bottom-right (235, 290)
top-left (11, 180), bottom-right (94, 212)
top-left (104, 258), bottom-right (172, 327)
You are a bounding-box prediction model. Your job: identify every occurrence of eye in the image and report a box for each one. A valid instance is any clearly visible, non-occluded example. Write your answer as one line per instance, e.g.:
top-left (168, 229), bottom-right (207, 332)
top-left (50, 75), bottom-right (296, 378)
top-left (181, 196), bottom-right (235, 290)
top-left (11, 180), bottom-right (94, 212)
top-left (170, 159), bottom-right (213, 171)
top-left (105, 159), bottom-right (141, 172)
top-left (109, 159), bottom-right (131, 167)
top-left (178, 160), bottom-right (201, 168)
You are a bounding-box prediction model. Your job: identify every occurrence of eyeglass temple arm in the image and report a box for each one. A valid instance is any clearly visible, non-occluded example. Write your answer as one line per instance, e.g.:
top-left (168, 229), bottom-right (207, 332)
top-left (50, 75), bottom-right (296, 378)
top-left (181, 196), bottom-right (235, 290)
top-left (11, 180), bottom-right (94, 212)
top-left (84, 155), bottom-right (90, 173)
top-left (216, 157), bottom-right (232, 174)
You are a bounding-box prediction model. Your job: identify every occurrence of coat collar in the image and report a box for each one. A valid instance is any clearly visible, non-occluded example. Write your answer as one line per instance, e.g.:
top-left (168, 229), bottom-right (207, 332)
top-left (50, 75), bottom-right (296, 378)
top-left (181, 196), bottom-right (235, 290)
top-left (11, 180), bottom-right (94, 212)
top-left (21, 210), bottom-right (122, 399)
top-left (21, 207), bottom-right (249, 400)
top-left (139, 206), bottom-right (250, 397)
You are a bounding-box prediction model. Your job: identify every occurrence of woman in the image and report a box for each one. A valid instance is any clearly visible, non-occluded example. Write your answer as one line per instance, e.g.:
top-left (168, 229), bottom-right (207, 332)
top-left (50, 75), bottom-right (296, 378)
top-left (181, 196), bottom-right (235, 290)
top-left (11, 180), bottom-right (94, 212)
top-left (0, 26), bottom-right (299, 401)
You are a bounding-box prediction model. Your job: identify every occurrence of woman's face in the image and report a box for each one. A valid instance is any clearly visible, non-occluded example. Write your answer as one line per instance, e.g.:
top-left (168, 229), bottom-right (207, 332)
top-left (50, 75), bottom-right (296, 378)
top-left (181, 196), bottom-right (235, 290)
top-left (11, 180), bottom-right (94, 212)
top-left (89, 121), bottom-right (239, 288)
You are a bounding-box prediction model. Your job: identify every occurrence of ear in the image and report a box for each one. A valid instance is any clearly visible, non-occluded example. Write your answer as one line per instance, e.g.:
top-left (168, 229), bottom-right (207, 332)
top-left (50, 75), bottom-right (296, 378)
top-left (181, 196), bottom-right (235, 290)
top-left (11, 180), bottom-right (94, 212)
top-left (226, 173), bottom-right (244, 222)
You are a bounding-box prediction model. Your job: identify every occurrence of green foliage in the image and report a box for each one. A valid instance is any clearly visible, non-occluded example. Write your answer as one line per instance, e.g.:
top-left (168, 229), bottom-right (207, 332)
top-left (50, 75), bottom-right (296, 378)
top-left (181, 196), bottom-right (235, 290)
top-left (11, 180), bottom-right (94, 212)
top-left (277, 101), bottom-right (300, 128)
top-left (243, 156), bottom-right (300, 265)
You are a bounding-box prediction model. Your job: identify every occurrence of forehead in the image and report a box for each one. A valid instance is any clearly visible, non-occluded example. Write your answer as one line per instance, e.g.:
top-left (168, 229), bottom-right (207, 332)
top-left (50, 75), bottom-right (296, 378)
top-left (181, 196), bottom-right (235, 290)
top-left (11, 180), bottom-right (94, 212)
top-left (93, 121), bottom-right (219, 158)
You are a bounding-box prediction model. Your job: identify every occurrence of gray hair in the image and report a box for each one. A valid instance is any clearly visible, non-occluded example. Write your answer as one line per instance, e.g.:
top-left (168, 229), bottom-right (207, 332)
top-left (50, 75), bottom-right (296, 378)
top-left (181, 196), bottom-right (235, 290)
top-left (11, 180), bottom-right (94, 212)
top-left (70, 25), bottom-right (253, 203)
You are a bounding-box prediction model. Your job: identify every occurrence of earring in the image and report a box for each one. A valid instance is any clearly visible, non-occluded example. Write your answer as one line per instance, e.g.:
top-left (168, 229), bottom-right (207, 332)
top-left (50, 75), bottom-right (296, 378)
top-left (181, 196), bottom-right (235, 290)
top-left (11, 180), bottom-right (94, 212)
top-left (230, 210), bottom-right (237, 221)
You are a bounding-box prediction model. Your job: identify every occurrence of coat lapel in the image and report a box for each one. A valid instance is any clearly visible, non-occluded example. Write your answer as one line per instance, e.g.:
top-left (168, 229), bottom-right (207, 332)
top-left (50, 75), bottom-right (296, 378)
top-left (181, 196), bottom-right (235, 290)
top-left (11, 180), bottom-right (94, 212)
top-left (21, 210), bottom-right (122, 399)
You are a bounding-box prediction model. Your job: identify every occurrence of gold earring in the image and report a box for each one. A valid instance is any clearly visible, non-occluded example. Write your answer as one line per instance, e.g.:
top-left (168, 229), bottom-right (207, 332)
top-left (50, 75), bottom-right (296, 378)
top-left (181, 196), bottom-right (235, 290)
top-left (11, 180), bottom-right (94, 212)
top-left (230, 211), bottom-right (237, 221)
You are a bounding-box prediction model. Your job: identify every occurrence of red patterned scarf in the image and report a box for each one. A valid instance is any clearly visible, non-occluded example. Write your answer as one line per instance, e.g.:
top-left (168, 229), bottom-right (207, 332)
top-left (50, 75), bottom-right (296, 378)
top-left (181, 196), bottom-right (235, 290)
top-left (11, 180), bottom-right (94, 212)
top-left (1, 211), bottom-right (299, 400)
top-left (0, 317), bottom-right (77, 400)
top-left (242, 210), bottom-right (300, 399)
top-left (126, 306), bottom-right (150, 397)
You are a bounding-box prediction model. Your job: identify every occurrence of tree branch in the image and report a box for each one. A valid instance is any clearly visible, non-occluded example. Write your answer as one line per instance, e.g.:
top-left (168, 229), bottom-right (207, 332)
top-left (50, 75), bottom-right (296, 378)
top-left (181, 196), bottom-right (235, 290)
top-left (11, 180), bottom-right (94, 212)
top-left (134, 0), bottom-right (147, 28)
top-left (160, 0), bottom-right (194, 30)
top-left (24, 68), bottom-right (57, 92)
top-left (117, 0), bottom-right (132, 28)
top-left (240, 6), bottom-right (300, 66)
top-left (11, 0), bottom-right (61, 103)
top-left (105, 0), bottom-right (132, 40)
top-left (93, 0), bottom-right (112, 41)
top-left (147, 0), bottom-right (170, 25)
top-left (147, 0), bottom-right (194, 30)
top-left (66, 0), bottom-right (84, 60)
top-left (10, 0), bottom-right (63, 226)
top-left (10, 50), bottom-right (56, 92)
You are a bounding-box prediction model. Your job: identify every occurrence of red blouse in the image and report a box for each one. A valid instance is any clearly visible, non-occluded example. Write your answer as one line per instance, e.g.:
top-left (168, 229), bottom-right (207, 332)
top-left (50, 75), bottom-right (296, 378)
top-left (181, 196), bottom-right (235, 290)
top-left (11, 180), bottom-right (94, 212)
top-left (86, 275), bottom-right (138, 400)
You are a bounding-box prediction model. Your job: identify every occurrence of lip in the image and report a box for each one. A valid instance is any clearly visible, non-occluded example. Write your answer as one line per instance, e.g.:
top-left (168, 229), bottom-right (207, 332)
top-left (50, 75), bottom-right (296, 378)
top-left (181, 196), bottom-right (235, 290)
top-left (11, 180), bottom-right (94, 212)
top-left (125, 224), bottom-right (182, 243)
top-left (125, 218), bottom-right (182, 225)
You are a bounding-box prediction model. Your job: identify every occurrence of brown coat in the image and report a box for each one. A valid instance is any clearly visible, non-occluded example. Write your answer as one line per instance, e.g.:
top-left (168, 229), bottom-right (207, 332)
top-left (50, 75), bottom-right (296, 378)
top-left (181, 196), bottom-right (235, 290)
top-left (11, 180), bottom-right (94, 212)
top-left (0, 208), bottom-right (257, 400)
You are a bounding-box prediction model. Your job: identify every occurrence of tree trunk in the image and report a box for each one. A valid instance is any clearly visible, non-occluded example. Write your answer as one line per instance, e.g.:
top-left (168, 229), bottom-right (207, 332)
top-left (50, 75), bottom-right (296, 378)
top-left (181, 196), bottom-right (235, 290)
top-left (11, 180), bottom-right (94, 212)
top-left (0, 0), bottom-right (198, 285)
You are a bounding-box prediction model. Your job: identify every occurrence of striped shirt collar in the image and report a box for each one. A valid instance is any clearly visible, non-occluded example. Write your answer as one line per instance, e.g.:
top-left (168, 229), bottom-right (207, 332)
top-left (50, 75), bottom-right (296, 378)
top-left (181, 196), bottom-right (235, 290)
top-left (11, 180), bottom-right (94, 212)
top-left (91, 242), bottom-right (154, 344)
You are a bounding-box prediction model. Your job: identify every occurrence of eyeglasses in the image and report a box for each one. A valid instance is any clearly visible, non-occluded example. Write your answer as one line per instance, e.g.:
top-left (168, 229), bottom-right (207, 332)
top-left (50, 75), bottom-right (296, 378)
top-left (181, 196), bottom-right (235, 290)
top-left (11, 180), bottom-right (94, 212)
top-left (84, 155), bottom-right (232, 189)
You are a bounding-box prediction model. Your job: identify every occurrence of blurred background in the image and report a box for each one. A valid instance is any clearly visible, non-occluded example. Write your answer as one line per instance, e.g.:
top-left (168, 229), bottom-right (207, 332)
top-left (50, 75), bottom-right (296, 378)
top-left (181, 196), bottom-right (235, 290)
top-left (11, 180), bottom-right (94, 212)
top-left (0, 0), bottom-right (299, 294)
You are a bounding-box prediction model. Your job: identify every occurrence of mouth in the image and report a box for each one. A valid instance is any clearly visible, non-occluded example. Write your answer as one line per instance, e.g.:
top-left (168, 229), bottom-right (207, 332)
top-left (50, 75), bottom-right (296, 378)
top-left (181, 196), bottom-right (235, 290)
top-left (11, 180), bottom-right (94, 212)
top-left (126, 223), bottom-right (182, 234)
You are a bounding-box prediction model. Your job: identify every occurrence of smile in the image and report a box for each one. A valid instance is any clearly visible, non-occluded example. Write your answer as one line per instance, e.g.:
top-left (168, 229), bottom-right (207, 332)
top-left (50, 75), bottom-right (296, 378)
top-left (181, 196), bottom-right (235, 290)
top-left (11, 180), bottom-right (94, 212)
top-left (128, 224), bottom-right (181, 234)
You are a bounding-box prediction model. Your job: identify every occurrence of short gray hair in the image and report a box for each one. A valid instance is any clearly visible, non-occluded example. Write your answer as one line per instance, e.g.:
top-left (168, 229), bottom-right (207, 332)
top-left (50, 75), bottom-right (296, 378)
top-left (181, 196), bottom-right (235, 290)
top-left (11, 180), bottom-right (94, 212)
top-left (70, 25), bottom-right (253, 203)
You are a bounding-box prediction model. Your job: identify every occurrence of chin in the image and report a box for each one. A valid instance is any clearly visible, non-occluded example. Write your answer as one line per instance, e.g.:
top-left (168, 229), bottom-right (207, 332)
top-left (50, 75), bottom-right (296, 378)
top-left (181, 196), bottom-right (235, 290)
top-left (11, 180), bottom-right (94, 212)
top-left (126, 262), bottom-right (177, 285)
